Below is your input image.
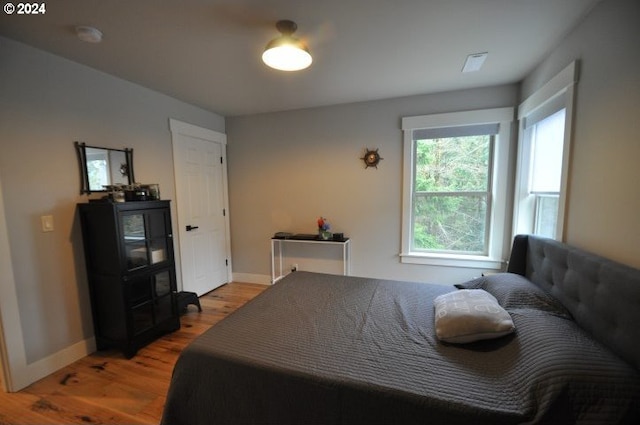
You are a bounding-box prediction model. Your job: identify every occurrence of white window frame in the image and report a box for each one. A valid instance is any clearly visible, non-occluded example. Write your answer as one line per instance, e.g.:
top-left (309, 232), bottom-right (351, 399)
top-left (513, 61), bottom-right (578, 241)
top-left (401, 107), bottom-right (514, 269)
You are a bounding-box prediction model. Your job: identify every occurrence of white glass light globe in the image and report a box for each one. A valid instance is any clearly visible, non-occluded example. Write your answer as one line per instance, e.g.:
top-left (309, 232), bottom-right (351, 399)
top-left (262, 44), bottom-right (312, 71)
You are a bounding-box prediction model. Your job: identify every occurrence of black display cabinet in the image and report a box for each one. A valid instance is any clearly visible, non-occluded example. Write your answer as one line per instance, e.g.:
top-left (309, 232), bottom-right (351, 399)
top-left (78, 200), bottom-right (180, 358)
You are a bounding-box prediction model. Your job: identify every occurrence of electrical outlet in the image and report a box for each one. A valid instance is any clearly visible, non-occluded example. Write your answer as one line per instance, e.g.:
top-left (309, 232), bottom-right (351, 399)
top-left (291, 264), bottom-right (298, 272)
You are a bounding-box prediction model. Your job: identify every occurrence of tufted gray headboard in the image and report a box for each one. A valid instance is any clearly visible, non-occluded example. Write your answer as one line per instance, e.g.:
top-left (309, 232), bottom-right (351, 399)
top-left (507, 234), bottom-right (640, 371)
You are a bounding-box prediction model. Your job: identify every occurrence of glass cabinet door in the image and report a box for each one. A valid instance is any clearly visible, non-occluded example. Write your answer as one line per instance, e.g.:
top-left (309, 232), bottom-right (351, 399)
top-left (130, 274), bottom-right (153, 335)
top-left (153, 270), bottom-right (174, 324)
top-left (122, 209), bottom-right (171, 271)
top-left (123, 213), bottom-right (148, 270)
top-left (128, 269), bottom-right (175, 336)
top-left (147, 209), bottom-right (169, 265)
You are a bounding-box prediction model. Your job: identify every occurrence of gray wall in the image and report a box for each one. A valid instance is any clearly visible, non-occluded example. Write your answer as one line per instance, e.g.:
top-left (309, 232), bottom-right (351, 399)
top-left (521, 0), bottom-right (640, 268)
top-left (227, 84), bottom-right (519, 284)
top-left (0, 36), bottom-right (224, 364)
top-left (227, 0), bottom-right (640, 282)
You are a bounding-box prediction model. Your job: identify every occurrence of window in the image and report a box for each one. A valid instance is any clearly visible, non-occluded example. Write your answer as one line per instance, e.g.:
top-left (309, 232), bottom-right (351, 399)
top-left (413, 130), bottom-right (494, 254)
top-left (529, 109), bottom-right (565, 237)
top-left (513, 61), bottom-right (578, 240)
top-left (401, 108), bottom-right (514, 269)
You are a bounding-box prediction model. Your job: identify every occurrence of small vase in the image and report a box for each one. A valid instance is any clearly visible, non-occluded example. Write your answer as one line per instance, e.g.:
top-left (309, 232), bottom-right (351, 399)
top-left (320, 230), bottom-right (332, 240)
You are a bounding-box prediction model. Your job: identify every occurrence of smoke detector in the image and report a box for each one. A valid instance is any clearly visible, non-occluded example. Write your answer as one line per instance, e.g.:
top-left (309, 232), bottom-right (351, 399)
top-left (76, 26), bottom-right (103, 43)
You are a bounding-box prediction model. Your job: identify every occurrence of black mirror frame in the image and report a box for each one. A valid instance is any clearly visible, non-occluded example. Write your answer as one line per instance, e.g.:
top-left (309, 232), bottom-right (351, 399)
top-left (75, 141), bottom-right (135, 194)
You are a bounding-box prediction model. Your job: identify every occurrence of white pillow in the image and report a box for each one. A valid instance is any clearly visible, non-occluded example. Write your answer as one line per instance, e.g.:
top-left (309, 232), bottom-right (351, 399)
top-left (434, 290), bottom-right (515, 343)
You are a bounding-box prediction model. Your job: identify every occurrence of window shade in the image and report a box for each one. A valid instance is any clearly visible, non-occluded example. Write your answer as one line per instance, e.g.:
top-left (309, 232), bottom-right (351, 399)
top-left (413, 123), bottom-right (499, 140)
top-left (522, 92), bottom-right (566, 129)
top-left (530, 109), bottom-right (565, 193)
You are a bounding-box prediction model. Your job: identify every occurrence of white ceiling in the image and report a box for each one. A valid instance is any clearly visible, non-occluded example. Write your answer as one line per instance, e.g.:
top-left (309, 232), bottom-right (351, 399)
top-left (0, 0), bottom-right (601, 117)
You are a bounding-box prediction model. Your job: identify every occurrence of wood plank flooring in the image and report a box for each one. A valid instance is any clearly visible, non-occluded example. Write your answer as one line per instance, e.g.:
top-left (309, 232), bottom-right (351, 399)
top-left (0, 282), bottom-right (267, 425)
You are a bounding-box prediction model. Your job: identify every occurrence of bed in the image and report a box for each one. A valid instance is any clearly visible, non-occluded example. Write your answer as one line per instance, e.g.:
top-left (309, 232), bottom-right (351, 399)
top-left (161, 235), bottom-right (640, 424)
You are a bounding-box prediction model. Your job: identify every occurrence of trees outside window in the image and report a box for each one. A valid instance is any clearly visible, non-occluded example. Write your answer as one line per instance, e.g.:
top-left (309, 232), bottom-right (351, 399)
top-left (413, 135), bottom-right (492, 253)
top-left (401, 108), bottom-right (513, 269)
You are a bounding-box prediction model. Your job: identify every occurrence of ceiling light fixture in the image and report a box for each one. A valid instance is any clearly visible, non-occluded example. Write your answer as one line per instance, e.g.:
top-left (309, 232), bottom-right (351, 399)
top-left (262, 20), bottom-right (312, 71)
top-left (462, 52), bottom-right (488, 73)
top-left (76, 26), bottom-right (103, 43)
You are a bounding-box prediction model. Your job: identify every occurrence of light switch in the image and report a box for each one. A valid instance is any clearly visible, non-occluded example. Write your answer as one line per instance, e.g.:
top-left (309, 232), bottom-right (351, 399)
top-left (41, 215), bottom-right (54, 232)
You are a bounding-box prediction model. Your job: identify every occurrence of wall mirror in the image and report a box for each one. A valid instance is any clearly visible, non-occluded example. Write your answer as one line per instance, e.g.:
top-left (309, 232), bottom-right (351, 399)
top-left (75, 141), bottom-right (135, 194)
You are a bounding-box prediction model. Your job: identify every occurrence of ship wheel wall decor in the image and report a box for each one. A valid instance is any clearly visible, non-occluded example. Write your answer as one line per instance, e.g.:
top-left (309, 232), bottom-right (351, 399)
top-left (361, 148), bottom-right (383, 168)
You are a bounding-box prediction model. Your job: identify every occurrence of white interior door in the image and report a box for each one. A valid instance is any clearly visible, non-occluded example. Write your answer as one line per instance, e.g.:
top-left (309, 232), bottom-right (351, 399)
top-left (170, 120), bottom-right (231, 296)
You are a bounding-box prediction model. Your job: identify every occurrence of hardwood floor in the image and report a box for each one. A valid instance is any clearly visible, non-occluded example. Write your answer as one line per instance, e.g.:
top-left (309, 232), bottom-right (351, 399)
top-left (0, 282), bottom-right (267, 425)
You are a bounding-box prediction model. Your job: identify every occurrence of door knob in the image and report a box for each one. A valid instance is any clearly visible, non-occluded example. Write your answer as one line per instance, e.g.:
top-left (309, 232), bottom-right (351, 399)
top-left (186, 225), bottom-right (199, 231)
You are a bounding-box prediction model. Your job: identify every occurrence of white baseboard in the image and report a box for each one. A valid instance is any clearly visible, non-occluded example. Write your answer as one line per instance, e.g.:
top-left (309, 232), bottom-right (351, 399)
top-left (232, 272), bottom-right (271, 285)
top-left (6, 272), bottom-right (271, 392)
top-left (10, 336), bottom-right (96, 392)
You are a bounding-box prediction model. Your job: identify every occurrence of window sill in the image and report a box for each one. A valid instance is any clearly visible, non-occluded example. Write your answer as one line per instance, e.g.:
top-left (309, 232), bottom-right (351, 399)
top-left (399, 252), bottom-right (505, 269)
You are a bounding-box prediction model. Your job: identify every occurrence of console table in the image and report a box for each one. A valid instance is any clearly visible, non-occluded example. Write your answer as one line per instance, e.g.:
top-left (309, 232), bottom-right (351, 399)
top-left (271, 236), bottom-right (351, 283)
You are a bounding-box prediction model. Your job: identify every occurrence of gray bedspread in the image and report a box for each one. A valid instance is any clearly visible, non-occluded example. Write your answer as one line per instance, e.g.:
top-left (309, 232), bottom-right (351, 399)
top-left (161, 272), bottom-right (640, 425)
